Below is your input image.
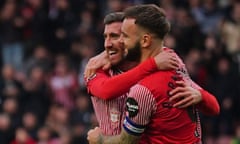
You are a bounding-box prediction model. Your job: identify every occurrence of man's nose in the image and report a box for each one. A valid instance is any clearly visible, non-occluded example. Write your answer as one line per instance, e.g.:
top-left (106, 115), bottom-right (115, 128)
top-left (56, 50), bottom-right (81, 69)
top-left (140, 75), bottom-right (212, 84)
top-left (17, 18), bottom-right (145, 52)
top-left (104, 39), bottom-right (113, 48)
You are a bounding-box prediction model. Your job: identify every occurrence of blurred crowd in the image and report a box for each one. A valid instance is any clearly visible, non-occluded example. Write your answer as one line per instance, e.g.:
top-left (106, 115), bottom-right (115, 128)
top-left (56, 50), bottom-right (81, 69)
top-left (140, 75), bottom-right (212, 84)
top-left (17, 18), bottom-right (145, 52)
top-left (0, 0), bottom-right (240, 143)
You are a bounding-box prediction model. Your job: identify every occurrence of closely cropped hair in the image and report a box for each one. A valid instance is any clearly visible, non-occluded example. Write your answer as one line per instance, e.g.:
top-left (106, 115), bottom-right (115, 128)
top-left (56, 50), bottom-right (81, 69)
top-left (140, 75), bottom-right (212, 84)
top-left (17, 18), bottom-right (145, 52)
top-left (124, 4), bottom-right (170, 39)
top-left (104, 12), bottom-right (124, 25)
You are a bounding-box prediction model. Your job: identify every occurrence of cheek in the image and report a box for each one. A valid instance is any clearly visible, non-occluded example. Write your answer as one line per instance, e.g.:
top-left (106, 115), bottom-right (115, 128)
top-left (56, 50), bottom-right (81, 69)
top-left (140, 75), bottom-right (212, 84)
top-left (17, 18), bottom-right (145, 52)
top-left (123, 39), bottom-right (131, 49)
top-left (126, 39), bottom-right (137, 50)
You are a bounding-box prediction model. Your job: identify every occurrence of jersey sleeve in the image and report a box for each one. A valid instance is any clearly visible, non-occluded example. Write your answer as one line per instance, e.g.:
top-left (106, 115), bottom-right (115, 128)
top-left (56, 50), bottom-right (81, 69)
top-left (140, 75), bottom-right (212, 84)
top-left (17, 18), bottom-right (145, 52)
top-left (196, 89), bottom-right (220, 115)
top-left (123, 84), bottom-right (157, 136)
top-left (86, 58), bottom-right (158, 100)
top-left (189, 80), bottom-right (220, 115)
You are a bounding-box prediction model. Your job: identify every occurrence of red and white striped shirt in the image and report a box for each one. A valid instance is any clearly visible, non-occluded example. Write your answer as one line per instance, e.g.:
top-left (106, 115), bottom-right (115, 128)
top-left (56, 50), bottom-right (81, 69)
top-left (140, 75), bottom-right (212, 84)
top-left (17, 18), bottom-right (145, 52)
top-left (87, 48), bottom-right (219, 138)
top-left (124, 74), bottom-right (202, 143)
top-left (123, 48), bottom-right (203, 143)
top-left (91, 95), bottom-right (127, 135)
top-left (86, 58), bottom-right (158, 135)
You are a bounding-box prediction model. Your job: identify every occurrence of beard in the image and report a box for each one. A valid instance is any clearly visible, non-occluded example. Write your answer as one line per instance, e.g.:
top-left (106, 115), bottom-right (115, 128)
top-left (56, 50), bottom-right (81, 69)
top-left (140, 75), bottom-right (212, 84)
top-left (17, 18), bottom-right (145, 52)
top-left (125, 42), bottom-right (141, 62)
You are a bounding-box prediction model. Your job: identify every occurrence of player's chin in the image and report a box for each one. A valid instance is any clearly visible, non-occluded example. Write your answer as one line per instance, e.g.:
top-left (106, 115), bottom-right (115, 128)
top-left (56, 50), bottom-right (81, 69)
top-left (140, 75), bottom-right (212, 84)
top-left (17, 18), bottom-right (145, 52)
top-left (109, 56), bottom-right (123, 65)
top-left (110, 59), bottom-right (121, 66)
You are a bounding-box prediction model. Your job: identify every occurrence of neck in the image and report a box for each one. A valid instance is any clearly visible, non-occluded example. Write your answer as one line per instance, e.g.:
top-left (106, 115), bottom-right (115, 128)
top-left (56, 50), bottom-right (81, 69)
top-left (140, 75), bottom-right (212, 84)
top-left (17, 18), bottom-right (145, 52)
top-left (140, 40), bottom-right (163, 62)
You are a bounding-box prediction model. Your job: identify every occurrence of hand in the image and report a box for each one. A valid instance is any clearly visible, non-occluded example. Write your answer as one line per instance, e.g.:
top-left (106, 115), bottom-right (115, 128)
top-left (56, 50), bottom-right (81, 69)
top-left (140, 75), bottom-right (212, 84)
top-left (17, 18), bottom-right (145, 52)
top-left (154, 50), bottom-right (179, 70)
top-left (87, 127), bottom-right (103, 144)
top-left (84, 51), bottom-right (111, 79)
top-left (169, 81), bottom-right (202, 108)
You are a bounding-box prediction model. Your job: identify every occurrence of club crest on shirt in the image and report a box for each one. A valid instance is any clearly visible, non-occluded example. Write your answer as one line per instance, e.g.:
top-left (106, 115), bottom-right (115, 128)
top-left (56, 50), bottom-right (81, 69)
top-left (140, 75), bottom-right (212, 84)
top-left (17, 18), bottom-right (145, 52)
top-left (126, 97), bottom-right (139, 118)
top-left (110, 109), bottom-right (120, 123)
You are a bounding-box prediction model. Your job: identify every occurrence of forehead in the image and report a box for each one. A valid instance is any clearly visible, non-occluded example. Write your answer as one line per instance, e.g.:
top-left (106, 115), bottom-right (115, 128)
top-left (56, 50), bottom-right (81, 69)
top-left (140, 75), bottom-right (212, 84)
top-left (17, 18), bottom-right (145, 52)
top-left (104, 22), bottom-right (122, 34)
top-left (121, 18), bottom-right (137, 34)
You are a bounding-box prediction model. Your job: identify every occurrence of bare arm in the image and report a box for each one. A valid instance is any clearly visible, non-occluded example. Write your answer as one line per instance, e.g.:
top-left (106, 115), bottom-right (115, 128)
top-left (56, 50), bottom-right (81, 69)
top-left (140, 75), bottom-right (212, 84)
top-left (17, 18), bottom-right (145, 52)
top-left (87, 127), bottom-right (141, 144)
top-left (102, 128), bottom-right (140, 144)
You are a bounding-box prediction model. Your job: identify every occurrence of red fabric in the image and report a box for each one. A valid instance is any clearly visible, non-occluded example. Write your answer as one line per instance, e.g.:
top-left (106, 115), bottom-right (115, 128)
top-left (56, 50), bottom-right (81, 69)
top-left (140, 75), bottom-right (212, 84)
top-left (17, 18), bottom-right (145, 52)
top-left (167, 47), bottom-right (220, 116)
top-left (197, 89), bottom-right (220, 115)
top-left (86, 58), bottom-right (157, 100)
top-left (127, 71), bottom-right (201, 144)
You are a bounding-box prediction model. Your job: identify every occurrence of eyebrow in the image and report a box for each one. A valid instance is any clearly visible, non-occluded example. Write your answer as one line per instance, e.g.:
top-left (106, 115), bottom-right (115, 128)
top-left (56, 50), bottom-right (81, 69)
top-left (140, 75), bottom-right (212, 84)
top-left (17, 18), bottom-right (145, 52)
top-left (121, 31), bottom-right (128, 37)
top-left (103, 32), bottom-right (120, 38)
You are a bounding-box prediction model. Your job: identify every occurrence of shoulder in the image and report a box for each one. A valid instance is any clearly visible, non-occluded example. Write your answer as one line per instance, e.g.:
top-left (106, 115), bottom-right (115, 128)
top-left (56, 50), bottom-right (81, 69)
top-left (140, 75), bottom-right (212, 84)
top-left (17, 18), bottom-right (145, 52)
top-left (131, 71), bottom-right (175, 96)
top-left (139, 71), bottom-right (174, 87)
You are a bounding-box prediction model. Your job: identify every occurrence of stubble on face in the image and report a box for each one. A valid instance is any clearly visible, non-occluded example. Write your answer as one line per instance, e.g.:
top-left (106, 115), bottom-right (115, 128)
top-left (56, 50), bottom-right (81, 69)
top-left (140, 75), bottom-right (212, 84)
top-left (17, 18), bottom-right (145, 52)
top-left (104, 22), bottom-right (126, 66)
top-left (121, 18), bottom-right (142, 62)
top-left (124, 41), bottom-right (141, 62)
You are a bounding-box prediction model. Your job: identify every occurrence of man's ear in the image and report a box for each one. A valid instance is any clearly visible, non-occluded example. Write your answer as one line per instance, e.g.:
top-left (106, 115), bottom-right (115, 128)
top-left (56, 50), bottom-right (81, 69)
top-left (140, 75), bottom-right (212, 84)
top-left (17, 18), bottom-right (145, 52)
top-left (141, 34), bottom-right (151, 48)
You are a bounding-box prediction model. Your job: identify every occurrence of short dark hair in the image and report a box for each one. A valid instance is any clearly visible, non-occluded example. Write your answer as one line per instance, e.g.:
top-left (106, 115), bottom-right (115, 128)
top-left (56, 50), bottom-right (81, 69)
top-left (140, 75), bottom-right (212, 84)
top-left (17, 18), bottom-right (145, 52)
top-left (124, 4), bottom-right (170, 39)
top-left (104, 12), bottom-right (124, 25)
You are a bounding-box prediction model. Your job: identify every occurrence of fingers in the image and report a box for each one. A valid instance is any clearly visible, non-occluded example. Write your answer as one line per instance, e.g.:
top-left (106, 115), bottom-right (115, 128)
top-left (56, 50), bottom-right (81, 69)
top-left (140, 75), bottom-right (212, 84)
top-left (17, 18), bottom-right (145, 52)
top-left (87, 129), bottom-right (94, 135)
top-left (170, 61), bottom-right (179, 70)
top-left (155, 52), bottom-right (179, 70)
top-left (102, 61), bottom-right (111, 70)
top-left (87, 129), bottom-right (93, 141)
top-left (84, 67), bottom-right (96, 80)
top-left (169, 91), bottom-right (188, 101)
top-left (87, 127), bottom-right (100, 144)
top-left (175, 98), bottom-right (194, 108)
top-left (169, 81), bottom-right (202, 108)
top-left (173, 95), bottom-right (193, 108)
top-left (175, 80), bottom-right (186, 87)
top-left (84, 51), bottom-right (110, 79)
top-left (169, 87), bottom-right (185, 97)
top-left (84, 58), bottom-right (97, 78)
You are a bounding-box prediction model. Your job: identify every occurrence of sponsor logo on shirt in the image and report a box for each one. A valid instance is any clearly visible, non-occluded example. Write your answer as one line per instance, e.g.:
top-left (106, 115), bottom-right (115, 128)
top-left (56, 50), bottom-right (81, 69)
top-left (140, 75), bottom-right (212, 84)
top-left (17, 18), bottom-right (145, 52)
top-left (126, 97), bottom-right (139, 118)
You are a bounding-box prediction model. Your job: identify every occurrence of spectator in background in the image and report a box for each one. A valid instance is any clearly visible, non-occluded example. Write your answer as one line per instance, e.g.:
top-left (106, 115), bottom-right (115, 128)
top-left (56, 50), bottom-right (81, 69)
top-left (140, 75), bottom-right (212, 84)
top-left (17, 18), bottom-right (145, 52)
top-left (44, 104), bottom-right (71, 143)
top-left (0, 65), bottom-right (24, 112)
top-left (78, 43), bottom-right (96, 89)
top-left (0, 113), bottom-right (12, 144)
top-left (48, 54), bottom-right (79, 111)
top-left (10, 127), bottom-right (36, 144)
top-left (20, 0), bottom-right (48, 46)
top-left (184, 49), bottom-right (202, 84)
top-left (0, 0), bottom-right (24, 71)
top-left (103, 0), bottom-right (125, 15)
top-left (48, 0), bottom-right (76, 53)
top-left (75, 9), bottom-right (94, 35)
top-left (205, 56), bottom-right (238, 138)
top-left (220, 1), bottom-right (240, 55)
top-left (171, 7), bottom-right (204, 56)
top-left (23, 44), bottom-right (52, 79)
top-left (70, 91), bottom-right (92, 130)
top-left (71, 122), bottom-right (88, 144)
top-left (22, 66), bottom-right (51, 124)
top-left (21, 111), bottom-right (39, 140)
top-left (194, 0), bottom-right (223, 35)
top-left (36, 125), bottom-right (52, 143)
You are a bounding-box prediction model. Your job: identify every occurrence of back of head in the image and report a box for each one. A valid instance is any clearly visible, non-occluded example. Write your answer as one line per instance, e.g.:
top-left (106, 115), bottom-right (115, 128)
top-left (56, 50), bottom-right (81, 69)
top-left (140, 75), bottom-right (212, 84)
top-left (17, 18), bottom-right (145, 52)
top-left (124, 4), bottom-right (170, 39)
top-left (104, 12), bottom-right (124, 25)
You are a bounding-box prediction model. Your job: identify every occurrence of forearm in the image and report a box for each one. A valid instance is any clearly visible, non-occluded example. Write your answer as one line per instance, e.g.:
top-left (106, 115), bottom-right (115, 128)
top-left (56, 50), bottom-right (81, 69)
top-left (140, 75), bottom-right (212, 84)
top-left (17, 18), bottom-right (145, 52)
top-left (100, 134), bottom-right (121, 144)
top-left (189, 80), bottom-right (220, 115)
top-left (87, 58), bottom-right (157, 100)
top-left (101, 129), bottom-right (140, 144)
top-left (196, 89), bottom-right (220, 115)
